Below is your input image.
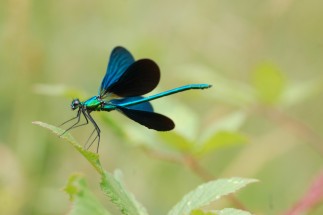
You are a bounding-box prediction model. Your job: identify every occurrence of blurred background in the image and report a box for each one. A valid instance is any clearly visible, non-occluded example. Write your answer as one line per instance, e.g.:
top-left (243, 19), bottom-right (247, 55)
top-left (1, 0), bottom-right (323, 214)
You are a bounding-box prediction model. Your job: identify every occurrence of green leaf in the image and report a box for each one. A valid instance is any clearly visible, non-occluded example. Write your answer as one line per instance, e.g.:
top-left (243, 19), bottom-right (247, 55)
top-left (64, 173), bottom-right (111, 215)
top-left (197, 131), bottom-right (248, 155)
top-left (252, 63), bottom-right (286, 104)
top-left (168, 178), bottom-right (258, 215)
top-left (33, 121), bottom-right (149, 215)
top-left (159, 132), bottom-right (193, 152)
top-left (100, 170), bottom-right (149, 215)
top-left (216, 208), bottom-right (252, 215)
top-left (32, 121), bottom-right (103, 174)
top-left (197, 112), bottom-right (248, 155)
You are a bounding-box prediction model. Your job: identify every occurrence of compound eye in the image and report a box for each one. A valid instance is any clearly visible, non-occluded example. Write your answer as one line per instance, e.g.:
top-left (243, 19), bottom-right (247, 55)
top-left (71, 99), bottom-right (80, 110)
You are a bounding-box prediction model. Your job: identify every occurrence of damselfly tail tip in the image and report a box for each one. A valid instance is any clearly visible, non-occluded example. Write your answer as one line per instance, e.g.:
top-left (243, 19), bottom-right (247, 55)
top-left (202, 84), bottom-right (212, 89)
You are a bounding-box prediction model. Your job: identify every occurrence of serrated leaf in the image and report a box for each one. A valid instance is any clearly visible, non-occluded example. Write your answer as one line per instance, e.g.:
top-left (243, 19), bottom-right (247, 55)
top-left (197, 131), bottom-right (248, 155)
top-left (100, 170), bottom-right (149, 215)
top-left (216, 208), bottom-right (252, 215)
top-left (34, 121), bottom-right (149, 215)
top-left (32, 121), bottom-right (103, 174)
top-left (168, 178), bottom-right (258, 215)
top-left (252, 63), bottom-right (285, 104)
top-left (64, 173), bottom-right (111, 215)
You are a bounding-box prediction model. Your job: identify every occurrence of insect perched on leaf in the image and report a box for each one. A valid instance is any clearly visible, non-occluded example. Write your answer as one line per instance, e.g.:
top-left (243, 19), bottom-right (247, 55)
top-left (61, 46), bottom-right (211, 152)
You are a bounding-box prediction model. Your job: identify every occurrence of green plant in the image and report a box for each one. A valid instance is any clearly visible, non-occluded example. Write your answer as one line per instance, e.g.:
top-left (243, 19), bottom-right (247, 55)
top-left (33, 121), bottom-right (257, 215)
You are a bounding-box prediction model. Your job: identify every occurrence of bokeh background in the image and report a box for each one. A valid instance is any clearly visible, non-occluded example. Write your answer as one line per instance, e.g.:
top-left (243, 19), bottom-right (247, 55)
top-left (1, 0), bottom-right (323, 214)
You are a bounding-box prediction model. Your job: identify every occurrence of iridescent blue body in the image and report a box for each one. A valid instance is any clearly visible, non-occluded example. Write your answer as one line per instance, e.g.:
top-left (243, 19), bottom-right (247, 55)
top-left (61, 46), bottom-right (211, 152)
top-left (101, 84), bottom-right (211, 111)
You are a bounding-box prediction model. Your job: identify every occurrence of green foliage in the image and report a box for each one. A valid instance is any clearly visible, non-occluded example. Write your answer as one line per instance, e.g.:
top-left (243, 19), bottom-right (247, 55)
top-left (32, 121), bottom-right (103, 174)
top-left (168, 178), bottom-right (257, 215)
top-left (64, 174), bottom-right (111, 215)
top-left (196, 111), bottom-right (248, 155)
top-left (34, 122), bottom-right (257, 215)
top-left (198, 131), bottom-right (247, 155)
top-left (252, 63), bottom-right (286, 104)
top-left (159, 132), bottom-right (194, 152)
top-left (3, 1), bottom-right (323, 214)
top-left (100, 170), bottom-right (149, 215)
top-left (156, 111), bottom-right (248, 156)
top-left (33, 121), bottom-right (148, 215)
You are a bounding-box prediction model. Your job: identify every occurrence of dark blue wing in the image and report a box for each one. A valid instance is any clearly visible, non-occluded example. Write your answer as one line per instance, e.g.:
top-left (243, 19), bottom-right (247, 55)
top-left (100, 46), bottom-right (135, 97)
top-left (106, 59), bottom-right (160, 97)
top-left (117, 107), bottom-right (175, 131)
top-left (110, 97), bottom-right (174, 131)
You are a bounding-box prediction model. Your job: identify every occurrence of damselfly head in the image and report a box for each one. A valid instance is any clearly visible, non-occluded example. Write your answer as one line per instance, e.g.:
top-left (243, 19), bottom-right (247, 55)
top-left (71, 98), bottom-right (81, 110)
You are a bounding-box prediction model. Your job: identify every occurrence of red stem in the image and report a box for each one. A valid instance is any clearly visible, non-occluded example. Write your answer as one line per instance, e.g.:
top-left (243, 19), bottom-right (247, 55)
top-left (283, 171), bottom-right (323, 215)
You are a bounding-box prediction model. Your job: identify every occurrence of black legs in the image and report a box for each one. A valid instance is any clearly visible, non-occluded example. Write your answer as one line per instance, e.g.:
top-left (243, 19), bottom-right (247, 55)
top-left (60, 108), bottom-right (101, 153)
